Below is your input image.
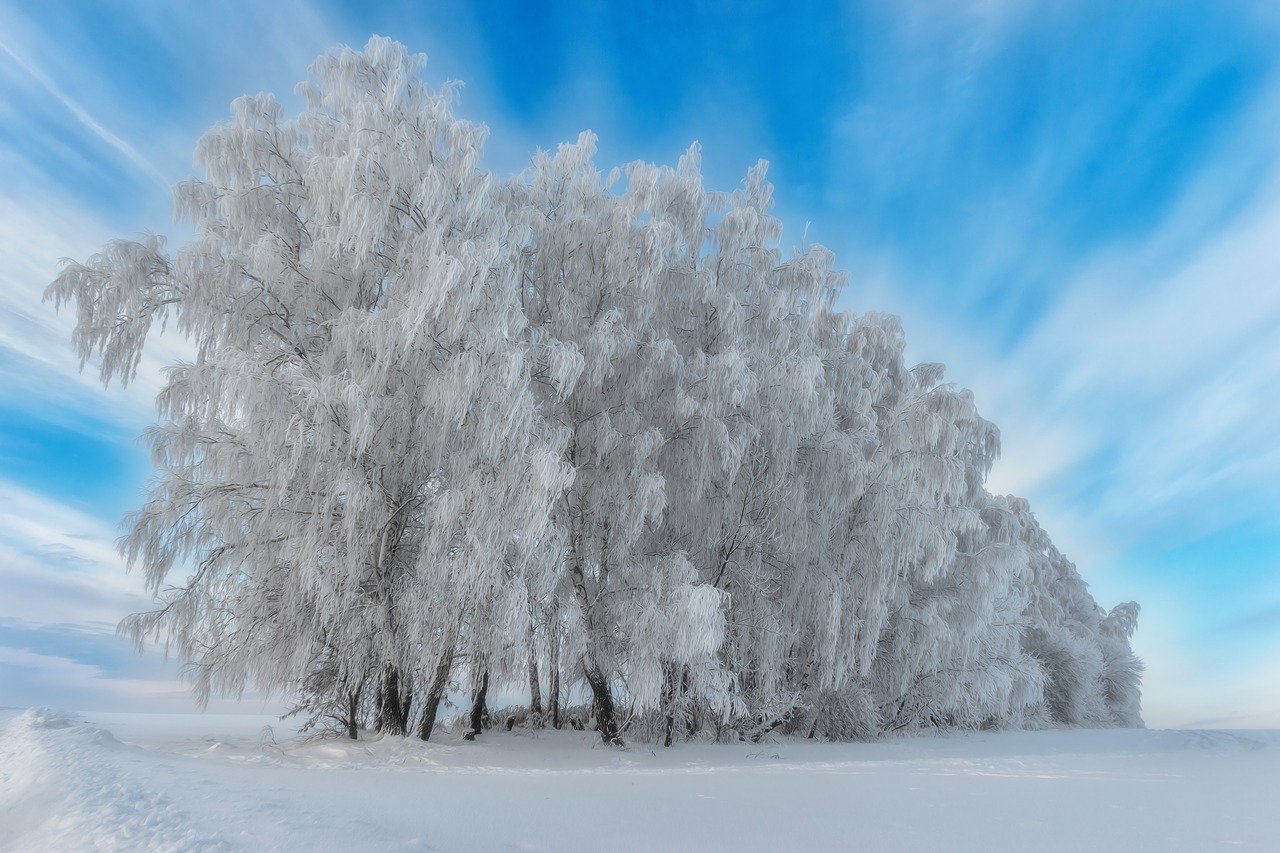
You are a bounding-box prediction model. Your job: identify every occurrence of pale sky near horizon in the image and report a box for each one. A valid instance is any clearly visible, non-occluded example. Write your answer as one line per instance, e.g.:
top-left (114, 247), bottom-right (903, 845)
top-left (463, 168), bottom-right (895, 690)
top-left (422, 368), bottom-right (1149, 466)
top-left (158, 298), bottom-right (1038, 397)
top-left (1, 0), bottom-right (1277, 728)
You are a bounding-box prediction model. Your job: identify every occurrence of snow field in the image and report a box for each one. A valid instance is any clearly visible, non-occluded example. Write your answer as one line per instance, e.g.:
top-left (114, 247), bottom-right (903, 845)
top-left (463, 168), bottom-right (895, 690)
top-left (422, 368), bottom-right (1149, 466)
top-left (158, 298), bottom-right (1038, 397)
top-left (2, 709), bottom-right (1277, 852)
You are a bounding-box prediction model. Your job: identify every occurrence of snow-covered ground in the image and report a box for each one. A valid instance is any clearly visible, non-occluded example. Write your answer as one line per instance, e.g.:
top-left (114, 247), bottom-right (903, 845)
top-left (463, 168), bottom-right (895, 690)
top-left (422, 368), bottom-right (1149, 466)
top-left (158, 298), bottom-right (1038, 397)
top-left (1, 708), bottom-right (1276, 851)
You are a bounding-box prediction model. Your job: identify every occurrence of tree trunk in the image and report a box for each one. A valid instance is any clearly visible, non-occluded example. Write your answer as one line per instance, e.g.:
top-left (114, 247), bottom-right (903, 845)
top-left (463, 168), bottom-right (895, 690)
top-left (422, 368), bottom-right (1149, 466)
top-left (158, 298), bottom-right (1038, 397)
top-left (661, 661), bottom-right (677, 748)
top-left (583, 662), bottom-right (620, 745)
top-left (400, 675), bottom-right (414, 732)
top-left (548, 616), bottom-right (562, 729)
top-left (528, 638), bottom-right (544, 725)
top-left (344, 681), bottom-right (363, 741)
top-left (467, 669), bottom-right (490, 738)
top-left (683, 666), bottom-right (697, 738)
top-left (417, 626), bottom-right (458, 742)
top-left (568, 553), bottom-right (621, 746)
top-left (375, 662), bottom-right (407, 736)
top-left (661, 663), bottom-right (692, 747)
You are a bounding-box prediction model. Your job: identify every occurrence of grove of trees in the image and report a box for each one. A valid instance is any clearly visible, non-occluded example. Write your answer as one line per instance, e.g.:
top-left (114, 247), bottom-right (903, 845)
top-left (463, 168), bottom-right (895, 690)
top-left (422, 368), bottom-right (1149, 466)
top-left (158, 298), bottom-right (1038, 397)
top-left (47, 38), bottom-right (1143, 745)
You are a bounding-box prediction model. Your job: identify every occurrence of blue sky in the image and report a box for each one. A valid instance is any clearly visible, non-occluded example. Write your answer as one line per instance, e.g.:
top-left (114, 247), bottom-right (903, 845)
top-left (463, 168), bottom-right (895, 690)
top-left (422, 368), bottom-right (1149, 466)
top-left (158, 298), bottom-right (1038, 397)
top-left (0, 0), bottom-right (1276, 727)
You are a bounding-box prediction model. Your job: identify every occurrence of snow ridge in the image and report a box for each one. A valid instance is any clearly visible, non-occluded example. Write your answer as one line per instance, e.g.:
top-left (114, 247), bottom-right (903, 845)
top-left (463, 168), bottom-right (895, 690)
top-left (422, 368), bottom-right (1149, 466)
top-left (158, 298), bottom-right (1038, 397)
top-left (0, 709), bottom-right (228, 853)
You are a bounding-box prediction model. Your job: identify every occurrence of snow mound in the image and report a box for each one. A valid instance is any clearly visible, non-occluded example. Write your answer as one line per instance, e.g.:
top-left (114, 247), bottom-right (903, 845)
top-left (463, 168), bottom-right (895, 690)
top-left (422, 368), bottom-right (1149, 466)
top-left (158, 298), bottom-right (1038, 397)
top-left (20, 707), bottom-right (82, 730)
top-left (0, 709), bottom-right (228, 852)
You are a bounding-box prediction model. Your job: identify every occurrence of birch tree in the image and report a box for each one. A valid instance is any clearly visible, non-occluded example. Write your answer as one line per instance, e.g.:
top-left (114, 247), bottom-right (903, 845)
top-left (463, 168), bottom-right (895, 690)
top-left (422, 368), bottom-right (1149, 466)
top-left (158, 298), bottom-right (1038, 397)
top-left (510, 135), bottom-right (733, 744)
top-left (47, 38), bottom-right (569, 731)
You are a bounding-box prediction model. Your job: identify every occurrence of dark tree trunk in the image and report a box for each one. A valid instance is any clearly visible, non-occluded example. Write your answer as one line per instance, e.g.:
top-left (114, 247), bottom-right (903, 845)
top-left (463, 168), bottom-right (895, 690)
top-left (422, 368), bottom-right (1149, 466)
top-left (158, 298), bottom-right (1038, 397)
top-left (683, 667), bottom-right (697, 738)
top-left (661, 661), bottom-right (677, 748)
top-left (661, 664), bottom-right (692, 747)
top-left (417, 627), bottom-right (458, 742)
top-left (749, 698), bottom-right (806, 743)
top-left (344, 680), bottom-right (363, 741)
top-left (583, 662), bottom-right (620, 745)
top-left (527, 653), bottom-right (542, 722)
top-left (467, 669), bottom-right (490, 738)
top-left (567, 550), bottom-right (621, 746)
top-left (375, 663), bottom-right (408, 736)
top-left (528, 639), bottom-right (544, 725)
top-left (548, 620), bottom-right (562, 729)
top-left (400, 673), bottom-right (414, 732)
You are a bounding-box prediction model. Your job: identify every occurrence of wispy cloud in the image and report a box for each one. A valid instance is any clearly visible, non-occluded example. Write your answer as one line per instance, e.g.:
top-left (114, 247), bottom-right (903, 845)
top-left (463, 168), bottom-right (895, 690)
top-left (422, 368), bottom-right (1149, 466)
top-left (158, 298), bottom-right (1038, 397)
top-left (0, 479), bottom-right (166, 632)
top-left (0, 483), bottom-right (239, 713)
top-left (986, 133), bottom-right (1280, 540)
top-left (826, 1), bottom-right (1280, 542)
top-left (0, 38), bottom-right (167, 189)
top-left (0, 644), bottom-right (200, 712)
top-left (966, 142), bottom-right (1280, 732)
top-left (0, 188), bottom-right (192, 432)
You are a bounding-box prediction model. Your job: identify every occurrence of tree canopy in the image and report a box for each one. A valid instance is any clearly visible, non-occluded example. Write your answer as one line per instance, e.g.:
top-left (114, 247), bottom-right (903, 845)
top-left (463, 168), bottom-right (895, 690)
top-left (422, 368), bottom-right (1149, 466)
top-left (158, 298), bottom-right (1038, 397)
top-left (47, 37), bottom-right (1142, 744)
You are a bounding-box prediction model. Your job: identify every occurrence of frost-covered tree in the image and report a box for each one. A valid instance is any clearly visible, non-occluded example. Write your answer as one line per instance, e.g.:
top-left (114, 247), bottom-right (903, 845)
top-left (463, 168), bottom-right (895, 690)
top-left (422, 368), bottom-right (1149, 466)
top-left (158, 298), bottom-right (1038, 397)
top-left (47, 38), bottom-right (570, 734)
top-left (659, 168), bottom-right (861, 740)
top-left (1098, 601), bottom-right (1144, 726)
top-left (992, 496), bottom-right (1144, 728)
top-left (49, 36), bottom-right (1142, 743)
top-left (510, 135), bottom-right (734, 744)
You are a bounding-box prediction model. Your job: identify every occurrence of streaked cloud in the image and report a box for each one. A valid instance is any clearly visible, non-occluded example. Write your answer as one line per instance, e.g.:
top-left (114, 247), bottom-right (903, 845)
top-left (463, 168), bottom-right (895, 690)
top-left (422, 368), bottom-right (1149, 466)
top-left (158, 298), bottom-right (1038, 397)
top-left (0, 188), bottom-right (192, 432)
top-left (0, 37), bottom-right (167, 188)
top-left (0, 479), bottom-right (153, 628)
top-left (0, 643), bottom-right (203, 713)
top-left (994, 153), bottom-right (1280, 539)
